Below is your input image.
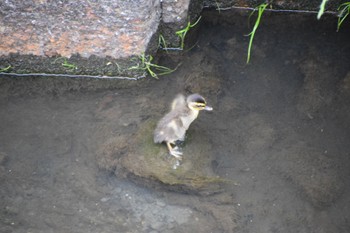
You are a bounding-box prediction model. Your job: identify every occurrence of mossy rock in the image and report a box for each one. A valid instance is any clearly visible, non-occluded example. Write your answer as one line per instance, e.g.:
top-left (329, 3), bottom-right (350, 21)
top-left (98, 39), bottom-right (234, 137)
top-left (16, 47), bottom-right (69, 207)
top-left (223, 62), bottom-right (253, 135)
top-left (122, 120), bottom-right (224, 191)
top-left (97, 120), bottom-right (224, 192)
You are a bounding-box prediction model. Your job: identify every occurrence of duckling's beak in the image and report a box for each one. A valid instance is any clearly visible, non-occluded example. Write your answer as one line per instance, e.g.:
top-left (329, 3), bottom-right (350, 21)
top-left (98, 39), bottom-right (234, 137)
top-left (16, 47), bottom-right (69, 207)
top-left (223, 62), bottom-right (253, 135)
top-left (204, 105), bottom-right (213, 111)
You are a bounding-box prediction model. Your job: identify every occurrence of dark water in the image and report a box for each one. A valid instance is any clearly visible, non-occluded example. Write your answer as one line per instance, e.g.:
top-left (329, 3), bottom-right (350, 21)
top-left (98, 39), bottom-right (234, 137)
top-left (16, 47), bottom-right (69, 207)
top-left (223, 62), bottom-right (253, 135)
top-left (1, 9), bottom-right (350, 233)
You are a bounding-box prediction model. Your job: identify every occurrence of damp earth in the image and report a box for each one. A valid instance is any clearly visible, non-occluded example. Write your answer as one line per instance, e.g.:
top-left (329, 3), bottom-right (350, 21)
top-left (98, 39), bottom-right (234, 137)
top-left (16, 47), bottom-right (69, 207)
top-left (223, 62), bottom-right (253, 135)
top-left (1, 10), bottom-right (350, 233)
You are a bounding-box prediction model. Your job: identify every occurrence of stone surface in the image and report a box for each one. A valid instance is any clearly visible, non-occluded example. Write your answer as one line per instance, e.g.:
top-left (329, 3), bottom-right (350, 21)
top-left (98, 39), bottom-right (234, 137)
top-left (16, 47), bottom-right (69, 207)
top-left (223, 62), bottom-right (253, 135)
top-left (0, 0), bottom-right (344, 60)
top-left (162, 0), bottom-right (191, 23)
top-left (0, 0), bottom-right (161, 58)
top-left (296, 56), bottom-right (338, 118)
top-left (0, 0), bottom-right (344, 75)
top-left (96, 119), bottom-right (225, 193)
top-left (158, 0), bottom-right (200, 49)
top-left (275, 142), bottom-right (344, 208)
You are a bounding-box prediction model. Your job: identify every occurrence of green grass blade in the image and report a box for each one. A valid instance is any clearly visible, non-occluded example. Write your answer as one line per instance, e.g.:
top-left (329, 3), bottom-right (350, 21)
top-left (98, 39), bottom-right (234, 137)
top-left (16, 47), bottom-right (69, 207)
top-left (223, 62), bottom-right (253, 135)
top-left (176, 16), bottom-right (202, 50)
top-left (128, 53), bottom-right (176, 79)
top-left (317, 0), bottom-right (329, 20)
top-left (337, 2), bottom-right (350, 31)
top-left (246, 3), bottom-right (268, 64)
top-left (0, 65), bottom-right (11, 73)
top-left (158, 34), bottom-right (168, 51)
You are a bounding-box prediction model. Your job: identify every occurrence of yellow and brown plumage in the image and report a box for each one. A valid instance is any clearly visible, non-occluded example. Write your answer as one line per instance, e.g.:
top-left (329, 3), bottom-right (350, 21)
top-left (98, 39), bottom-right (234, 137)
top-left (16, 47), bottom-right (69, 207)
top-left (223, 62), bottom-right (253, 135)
top-left (154, 93), bottom-right (213, 160)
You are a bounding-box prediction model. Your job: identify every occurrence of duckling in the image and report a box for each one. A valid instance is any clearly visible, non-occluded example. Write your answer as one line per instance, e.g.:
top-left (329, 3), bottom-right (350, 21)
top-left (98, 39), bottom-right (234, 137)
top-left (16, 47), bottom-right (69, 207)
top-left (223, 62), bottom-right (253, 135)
top-left (154, 93), bottom-right (213, 160)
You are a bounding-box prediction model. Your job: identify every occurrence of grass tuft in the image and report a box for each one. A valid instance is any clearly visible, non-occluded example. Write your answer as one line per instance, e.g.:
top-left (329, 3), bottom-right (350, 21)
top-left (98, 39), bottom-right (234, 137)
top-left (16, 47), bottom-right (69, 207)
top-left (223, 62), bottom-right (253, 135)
top-left (62, 59), bottom-right (77, 70)
top-left (0, 65), bottom-right (12, 73)
top-left (158, 34), bottom-right (169, 52)
top-left (53, 57), bottom-right (77, 70)
top-left (337, 2), bottom-right (350, 31)
top-left (176, 16), bottom-right (202, 50)
top-left (246, 3), bottom-right (268, 64)
top-left (128, 53), bottom-right (177, 79)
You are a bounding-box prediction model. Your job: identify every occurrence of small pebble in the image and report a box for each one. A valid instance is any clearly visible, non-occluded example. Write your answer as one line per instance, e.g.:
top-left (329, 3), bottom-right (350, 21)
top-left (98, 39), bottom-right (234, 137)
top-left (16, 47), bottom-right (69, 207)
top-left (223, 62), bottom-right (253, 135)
top-left (156, 201), bottom-right (165, 207)
top-left (100, 197), bottom-right (110, 202)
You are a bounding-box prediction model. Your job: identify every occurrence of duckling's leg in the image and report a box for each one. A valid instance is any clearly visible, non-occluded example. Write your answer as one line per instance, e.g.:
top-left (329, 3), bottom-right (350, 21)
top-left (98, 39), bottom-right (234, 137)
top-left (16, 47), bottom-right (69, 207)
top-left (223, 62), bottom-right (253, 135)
top-left (166, 142), bottom-right (183, 160)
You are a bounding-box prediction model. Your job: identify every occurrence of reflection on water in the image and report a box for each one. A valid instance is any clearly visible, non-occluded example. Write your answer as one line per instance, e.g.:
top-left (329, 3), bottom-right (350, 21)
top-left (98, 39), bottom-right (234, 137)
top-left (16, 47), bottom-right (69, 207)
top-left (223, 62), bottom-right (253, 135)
top-left (1, 9), bottom-right (350, 233)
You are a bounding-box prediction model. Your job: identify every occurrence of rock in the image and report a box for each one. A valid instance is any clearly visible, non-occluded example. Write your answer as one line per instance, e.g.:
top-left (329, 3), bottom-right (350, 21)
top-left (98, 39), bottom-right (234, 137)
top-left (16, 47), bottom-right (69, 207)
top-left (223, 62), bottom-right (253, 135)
top-left (96, 120), bottom-right (224, 193)
top-left (235, 113), bottom-right (276, 155)
top-left (160, 0), bottom-right (201, 49)
top-left (0, 0), bottom-right (161, 59)
top-left (297, 58), bottom-right (336, 117)
top-left (121, 120), bottom-right (223, 192)
top-left (276, 143), bottom-right (344, 208)
top-left (96, 136), bottom-right (128, 171)
top-left (0, 0), bottom-right (200, 75)
top-left (184, 70), bottom-right (221, 96)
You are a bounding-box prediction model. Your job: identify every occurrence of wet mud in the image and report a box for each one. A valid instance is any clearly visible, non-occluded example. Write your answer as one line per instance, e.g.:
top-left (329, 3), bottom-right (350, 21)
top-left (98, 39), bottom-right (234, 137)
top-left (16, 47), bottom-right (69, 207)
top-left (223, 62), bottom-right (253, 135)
top-left (1, 9), bottom-right (350, 233)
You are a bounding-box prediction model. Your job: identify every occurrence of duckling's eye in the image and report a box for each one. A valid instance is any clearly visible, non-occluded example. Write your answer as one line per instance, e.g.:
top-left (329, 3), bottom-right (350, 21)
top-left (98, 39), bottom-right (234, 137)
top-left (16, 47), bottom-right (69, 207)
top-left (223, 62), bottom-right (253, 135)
top-left (195, 103), bottom-right (206, 108)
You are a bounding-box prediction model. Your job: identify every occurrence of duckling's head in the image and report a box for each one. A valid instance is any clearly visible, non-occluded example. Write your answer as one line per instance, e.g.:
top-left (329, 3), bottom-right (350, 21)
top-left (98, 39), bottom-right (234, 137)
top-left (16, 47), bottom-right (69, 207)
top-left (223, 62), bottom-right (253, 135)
top-left (186, 94), bottom-right (213, 111)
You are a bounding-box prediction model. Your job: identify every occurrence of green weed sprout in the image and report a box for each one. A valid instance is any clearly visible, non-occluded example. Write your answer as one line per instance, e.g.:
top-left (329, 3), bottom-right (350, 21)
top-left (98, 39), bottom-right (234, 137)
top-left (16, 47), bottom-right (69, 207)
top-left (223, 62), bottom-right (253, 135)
top-left (317, 0), bottom-right (329, 19)
top-left (53, 57), bottom-right (77, 70)
top-left (158, 34), bottom-right (168, 51)
top-left (337, 2), bottom-right (350, 31)
top-left (246, 3), bottom-right (268, 64)
top-left (62, 59), bottom-right (77, 70)
top-left (176, 16), bottom-right (202, 50)
top-left (128, 53), bottom-right (176, 79)
top-left (0, 65), bottom-right (11, 73)
top-left (114, 62), bottom-right (123, 74)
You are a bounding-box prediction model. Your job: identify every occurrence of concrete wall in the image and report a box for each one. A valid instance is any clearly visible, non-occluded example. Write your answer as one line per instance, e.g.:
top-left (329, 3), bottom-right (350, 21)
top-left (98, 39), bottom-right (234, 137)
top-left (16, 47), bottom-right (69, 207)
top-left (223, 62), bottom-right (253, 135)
top-left (0, 0), bottom-right (344, 76)
top-left (0, 0), bottom-right (161, 58)
top-left (0, 0), bottom-right (195, 76)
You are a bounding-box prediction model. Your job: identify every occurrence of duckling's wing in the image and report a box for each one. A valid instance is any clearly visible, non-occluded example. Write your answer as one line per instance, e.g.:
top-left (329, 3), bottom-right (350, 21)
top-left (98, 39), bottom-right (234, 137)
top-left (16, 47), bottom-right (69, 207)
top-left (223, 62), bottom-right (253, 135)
top-left (167, 117), bottom-right (187, 141)
top-left (171, 94), bottom-right (186, 110)
top-left (154, 112), bottom-right (186, 143)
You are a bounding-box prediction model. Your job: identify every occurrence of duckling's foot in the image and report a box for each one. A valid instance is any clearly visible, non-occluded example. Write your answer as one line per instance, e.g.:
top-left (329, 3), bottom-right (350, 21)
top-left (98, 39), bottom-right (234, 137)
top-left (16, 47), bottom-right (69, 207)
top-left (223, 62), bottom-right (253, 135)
top-left (173, 146), bottom-right (182, 153)
top-left (170, 147), bottom-right (183, 160)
